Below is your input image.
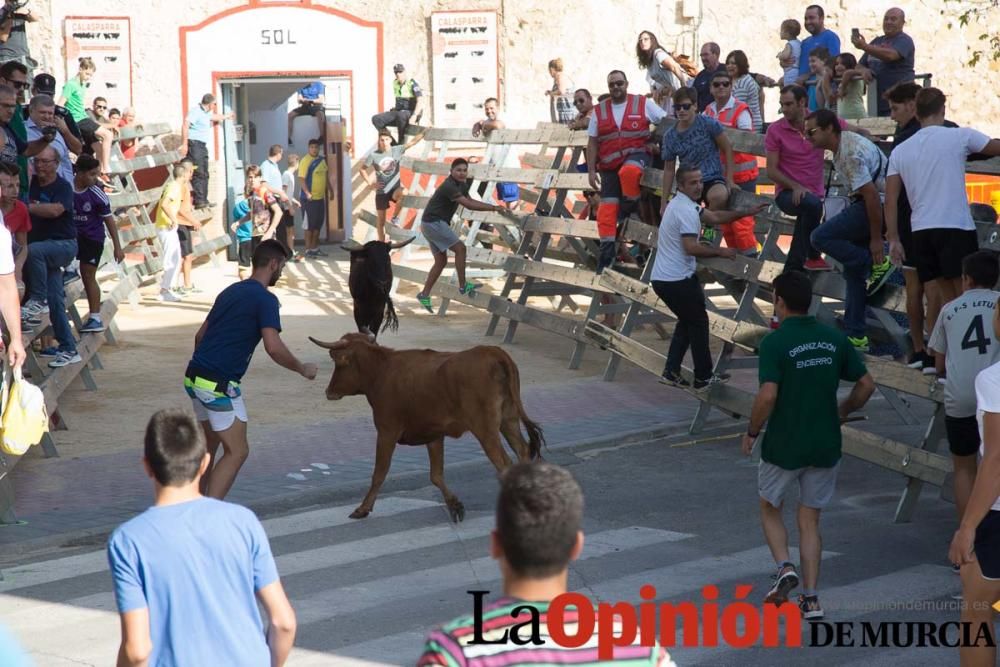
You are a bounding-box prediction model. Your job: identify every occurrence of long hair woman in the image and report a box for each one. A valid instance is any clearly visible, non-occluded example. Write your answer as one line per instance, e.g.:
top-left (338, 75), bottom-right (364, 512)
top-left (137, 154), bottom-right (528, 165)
top-left (636, 31), bottom-right (692, 111)
top-left (725, 50), bottom-right (763, 133)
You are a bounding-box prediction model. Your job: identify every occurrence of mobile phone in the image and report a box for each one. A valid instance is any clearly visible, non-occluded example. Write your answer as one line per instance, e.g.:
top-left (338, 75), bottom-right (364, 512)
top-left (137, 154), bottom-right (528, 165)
top-left (851, 28), bottom-right (860, 39)
top-left (41, 126), bottom-right (57, 142)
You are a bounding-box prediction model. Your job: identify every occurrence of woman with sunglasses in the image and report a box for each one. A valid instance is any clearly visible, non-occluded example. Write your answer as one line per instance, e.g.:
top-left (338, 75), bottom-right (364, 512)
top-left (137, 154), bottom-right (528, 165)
top-left (636, 31), bottom-right (693, 113)
top-left (725, 50), bottom-right (764, 134)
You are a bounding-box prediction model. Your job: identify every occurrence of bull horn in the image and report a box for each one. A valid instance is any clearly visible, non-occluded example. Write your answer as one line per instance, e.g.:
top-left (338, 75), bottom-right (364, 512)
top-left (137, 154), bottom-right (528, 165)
top-left (339, 240), bottom-right (364, 252)
top-left (309, 336), bottom-right (347, 350)
top-left (390, 235), bottom-right (416, 250)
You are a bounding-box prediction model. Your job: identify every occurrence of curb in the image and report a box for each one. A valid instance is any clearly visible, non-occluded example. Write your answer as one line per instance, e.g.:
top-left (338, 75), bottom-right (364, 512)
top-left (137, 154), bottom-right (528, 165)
top-left (0, 415), bottom-right (738, 564)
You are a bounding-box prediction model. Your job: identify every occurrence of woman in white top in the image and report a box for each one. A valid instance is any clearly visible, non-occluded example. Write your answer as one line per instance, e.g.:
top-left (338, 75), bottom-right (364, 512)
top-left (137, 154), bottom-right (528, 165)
top-left (636, 31), bottom-right (692, 113)
top-left (725, 50), bottom-right (763, 133)
top-left (950, 298), bottom-right (1000, 666)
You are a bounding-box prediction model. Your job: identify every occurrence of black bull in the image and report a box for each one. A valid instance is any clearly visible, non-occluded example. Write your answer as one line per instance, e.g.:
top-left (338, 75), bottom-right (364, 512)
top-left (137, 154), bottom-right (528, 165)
top-left (343, 237), bottom-right (415, 338)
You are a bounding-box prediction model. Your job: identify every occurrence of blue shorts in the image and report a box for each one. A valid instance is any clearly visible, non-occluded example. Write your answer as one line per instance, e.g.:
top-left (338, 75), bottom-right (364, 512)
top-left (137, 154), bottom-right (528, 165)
top-left (496, 182), bottom-right (520, 203)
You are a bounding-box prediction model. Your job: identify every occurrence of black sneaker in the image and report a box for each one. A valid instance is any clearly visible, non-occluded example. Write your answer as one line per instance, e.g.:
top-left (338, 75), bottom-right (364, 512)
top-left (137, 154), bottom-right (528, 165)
top-left (798, 594), bottom-right (824, 620)
top-left (693, 372), bottom-right (731, 392)
top-left (765, 564), bottom-right (800, 604)
top-left (906, 350), bottom-right (928, 369)
top-left (658, 370), bottom-right (690, 388)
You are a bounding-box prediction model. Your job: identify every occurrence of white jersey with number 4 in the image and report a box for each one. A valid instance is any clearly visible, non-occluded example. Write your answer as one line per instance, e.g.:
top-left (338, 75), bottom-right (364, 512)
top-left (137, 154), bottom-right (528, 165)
top-left (929, 288), bottom-right (1000, 417)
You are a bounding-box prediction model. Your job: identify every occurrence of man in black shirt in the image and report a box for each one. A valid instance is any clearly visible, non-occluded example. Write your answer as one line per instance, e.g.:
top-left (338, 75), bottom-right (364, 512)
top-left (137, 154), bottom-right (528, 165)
top-left (415, 158), bottom-right (503, 313)
top-left (23, 145), bottom-right (79, 367)
top-left (693, 42), bottom-right (727, 111)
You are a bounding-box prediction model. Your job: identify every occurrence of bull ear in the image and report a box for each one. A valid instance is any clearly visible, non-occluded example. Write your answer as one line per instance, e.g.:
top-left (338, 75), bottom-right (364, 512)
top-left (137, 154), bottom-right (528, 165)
top-left (389, 235), bottom-right (416, 250)
top-left (309, 336), bottom-right (347, 350)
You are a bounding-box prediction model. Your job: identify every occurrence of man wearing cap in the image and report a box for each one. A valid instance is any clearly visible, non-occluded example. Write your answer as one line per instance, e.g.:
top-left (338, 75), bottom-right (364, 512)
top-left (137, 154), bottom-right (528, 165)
top-left (25, 72), bottom-right (82, 145)
top-left (179, 93), bottom-right (234, 210)
top-left (287, 81), bottom-right (325, 144)
top-left (371, 64), bottom-right (424, 142)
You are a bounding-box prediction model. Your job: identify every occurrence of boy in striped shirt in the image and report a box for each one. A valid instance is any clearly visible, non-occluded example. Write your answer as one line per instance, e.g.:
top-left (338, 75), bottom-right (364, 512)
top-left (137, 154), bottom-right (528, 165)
top-left (418, 462), bottom-right (675, 666)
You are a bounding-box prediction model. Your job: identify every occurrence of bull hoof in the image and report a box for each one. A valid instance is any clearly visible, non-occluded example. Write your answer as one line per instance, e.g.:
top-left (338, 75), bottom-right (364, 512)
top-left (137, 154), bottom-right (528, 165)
top-left (349, 507), bottom-right (371, 519)
top-left (448, 501), bottom-right (465, 523)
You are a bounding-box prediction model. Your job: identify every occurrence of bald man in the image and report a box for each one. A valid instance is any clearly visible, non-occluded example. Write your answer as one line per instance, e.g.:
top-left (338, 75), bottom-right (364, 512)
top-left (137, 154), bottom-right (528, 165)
top-left (693, 42), bottom-right (727, 111)
top-left (853, 8), bottom-right (915, 116)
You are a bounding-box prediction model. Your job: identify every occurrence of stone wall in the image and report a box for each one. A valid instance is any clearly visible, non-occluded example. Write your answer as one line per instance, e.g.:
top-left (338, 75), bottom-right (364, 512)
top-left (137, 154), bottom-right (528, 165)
top-left (25, 0), bottom-right (1000, 140)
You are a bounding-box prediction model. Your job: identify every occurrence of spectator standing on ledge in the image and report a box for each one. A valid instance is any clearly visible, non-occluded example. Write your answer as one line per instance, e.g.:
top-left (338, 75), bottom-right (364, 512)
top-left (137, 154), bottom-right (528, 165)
top-left (743, 270), bottom-right (874, 622)
top-left (693, 42), bottom-right (727, 112)
top-left (362, 128), bottom-right (423, 242)
top-left (545, 58), bottom-right (575, 124)
top-left (0, 0), bottom-right (37, 70)
top-left (653, 165), bottom-right (764, 391)
top-left (286, 81), bottom-right (325, 144)
top-left (107, 409), bottom-right (297, 667)
top-left (807, 109), bottom-right (895, 352)
top-left (180, 93), bottom-right (234, 210)
top-left (58, 57), bottom-right (117, 189)
top-left (415, 158), bottom-right (503, 313)
top-left (371, 64), bottom-right (423, 143)
top-left (23, 146), bottom-right (79, 368)
top-left (885, 88), bottom-right (1000, 341)
top-left (185, 241), bottom-right (317, 500)
top-left (854, 8), bottom-right (915, 117)
top-left (72, 154), bottom-right (124, 334)
top-left (417, 461), bottom-right (677, 665)
top-left (927, 251), bottom-right (1000, 542)
top-left (795, 5), bottom-right (840, 85)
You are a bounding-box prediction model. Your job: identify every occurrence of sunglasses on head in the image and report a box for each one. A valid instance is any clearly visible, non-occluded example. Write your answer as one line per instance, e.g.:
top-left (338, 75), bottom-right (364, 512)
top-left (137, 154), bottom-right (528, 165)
top-left (675, 103), bottom-right (694, 111)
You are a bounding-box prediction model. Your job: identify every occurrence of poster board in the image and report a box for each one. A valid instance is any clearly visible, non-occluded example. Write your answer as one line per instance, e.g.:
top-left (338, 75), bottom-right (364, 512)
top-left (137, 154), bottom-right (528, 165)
top-left (63, 16), bottom-right (133, 107)
top-left (430, 10), bottom-right (499, 128)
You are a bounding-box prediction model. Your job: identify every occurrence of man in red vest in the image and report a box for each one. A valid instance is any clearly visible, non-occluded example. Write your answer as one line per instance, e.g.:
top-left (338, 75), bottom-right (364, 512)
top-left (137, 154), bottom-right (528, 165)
top-left (587, 70), bottom-right (667, 273)
top-left (703, 69), bottom-right (760, 257)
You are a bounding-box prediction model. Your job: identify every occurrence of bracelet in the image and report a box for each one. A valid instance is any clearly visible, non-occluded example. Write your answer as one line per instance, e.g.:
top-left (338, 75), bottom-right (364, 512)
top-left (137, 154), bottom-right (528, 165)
top-left (747, 429), bottom-right (760, 438)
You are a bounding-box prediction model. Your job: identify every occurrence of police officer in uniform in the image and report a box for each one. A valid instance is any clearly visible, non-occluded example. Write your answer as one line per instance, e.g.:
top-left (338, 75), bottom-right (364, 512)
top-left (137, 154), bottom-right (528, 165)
top-left (371, 63), bottom-right (424, 142)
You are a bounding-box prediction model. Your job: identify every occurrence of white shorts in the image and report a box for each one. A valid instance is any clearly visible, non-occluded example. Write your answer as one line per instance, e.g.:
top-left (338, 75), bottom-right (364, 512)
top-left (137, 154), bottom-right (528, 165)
top-left (184, 377), bottom-right (248, 433)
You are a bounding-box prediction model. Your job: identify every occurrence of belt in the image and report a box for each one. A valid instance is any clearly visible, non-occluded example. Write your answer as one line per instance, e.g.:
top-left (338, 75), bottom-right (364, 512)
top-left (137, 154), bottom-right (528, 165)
top-left (185, 366), bottom-right (237, 393)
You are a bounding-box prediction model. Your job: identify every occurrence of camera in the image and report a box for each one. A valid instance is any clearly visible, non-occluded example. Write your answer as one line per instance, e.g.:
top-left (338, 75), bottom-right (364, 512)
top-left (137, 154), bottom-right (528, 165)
top-left (41, 125), bottom-right (57, 142)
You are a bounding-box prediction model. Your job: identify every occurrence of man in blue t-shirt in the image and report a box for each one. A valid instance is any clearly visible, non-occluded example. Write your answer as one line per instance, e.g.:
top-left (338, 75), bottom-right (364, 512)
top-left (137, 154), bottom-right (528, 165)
top-left (108, 409), bottom-right (297, 666)
top-left (287, 81), bottom-right (326, 144)
top-left (185, 240), bottom-right (317, 499)
top-left (796, 5), bottom-right (840, 83)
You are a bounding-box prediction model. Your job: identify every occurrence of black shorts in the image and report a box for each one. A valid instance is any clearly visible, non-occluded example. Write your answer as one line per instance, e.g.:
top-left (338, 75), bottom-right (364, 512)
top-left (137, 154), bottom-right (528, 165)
top-left (303, 199), bottom-right (326, 231)
top-left (78, 117), bottom-right (101, 148)
top-left (974, 510), bottom-right (1000, 580)
top-left (911, 228), bottom-right (979, 283)
top-left (177, 226), bottom-right (193, 258)
top-left (277, 210), bottom-right (295, 230)
top-left (76, 235), bottom-right (105, 266)
top-left (375, 185), bottom-right (399, 211)
top-left (291, 102), bottom-right (323, 117)
top-left (237, 237), bottom-right (259, 268)
top-left (946, 414), bottom-right (980, 457)
top-left (700, 178), bottom-right (728, 205)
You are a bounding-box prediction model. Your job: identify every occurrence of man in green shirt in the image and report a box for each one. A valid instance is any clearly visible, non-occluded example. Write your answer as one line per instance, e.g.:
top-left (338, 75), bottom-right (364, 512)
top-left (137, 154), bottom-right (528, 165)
top-left (741, 271), bottom-right (874, 621)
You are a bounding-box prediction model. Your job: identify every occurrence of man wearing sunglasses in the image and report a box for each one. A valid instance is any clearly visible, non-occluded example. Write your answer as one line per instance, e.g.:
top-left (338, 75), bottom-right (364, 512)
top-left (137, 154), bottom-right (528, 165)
top-left (587, 70), bottom-right (667, 273)
top-left (0, 60), bottom-right (30, 196)
top-left (567, 88), bottom-right (593, 131)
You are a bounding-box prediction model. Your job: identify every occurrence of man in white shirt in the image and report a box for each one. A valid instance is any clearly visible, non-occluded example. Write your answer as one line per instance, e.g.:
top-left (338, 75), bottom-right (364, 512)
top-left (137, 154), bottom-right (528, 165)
top-left (260, 144), bottom-right (299, 258)
top-left (587, 70), bottom-right (667, 273)
top-left (886, 87), bottom-right (1000, 333)
top-left (651, 164), bottom-right (764, 391)
top-left (927, 251), bottom-right (1000, 534)
top-left (280, 152), bottom-right (302, 260)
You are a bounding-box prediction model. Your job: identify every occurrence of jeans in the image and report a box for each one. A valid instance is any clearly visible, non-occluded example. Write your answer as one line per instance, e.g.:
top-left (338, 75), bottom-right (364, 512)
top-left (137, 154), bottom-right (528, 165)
top-left (157, 228), bottom-right (181, 291)
top-left (25, 238), bottom-right (78, 351)
top-left (652, 275), bottom-right (713, 380)
top-left (775, 189), bottom-right (823, 272)
top-left (810, 200), bottom-right (871, 338)
top-left (188, 139), bottom-right (209, 208)
top-left (371, 109), bottom-right (412, 141)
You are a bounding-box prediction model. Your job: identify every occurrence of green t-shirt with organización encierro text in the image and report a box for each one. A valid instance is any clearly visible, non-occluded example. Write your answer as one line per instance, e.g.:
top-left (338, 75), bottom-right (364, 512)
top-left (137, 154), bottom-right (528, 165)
top-left (759, 316), bottom-right (868, 470)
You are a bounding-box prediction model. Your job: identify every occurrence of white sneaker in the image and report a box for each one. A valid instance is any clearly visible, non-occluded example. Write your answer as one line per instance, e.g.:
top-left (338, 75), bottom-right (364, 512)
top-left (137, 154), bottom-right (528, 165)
top-left (159, 289), bottom-right (182, 302)
top-left (48, 350), bottom-right (82, 368)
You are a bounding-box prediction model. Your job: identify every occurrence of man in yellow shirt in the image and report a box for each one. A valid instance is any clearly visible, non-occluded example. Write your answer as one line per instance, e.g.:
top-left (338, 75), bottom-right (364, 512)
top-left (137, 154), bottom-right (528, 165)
top-left (296, 138), bottom-right (333, 257)
top-left (155, 163), bottom-right (188, 301)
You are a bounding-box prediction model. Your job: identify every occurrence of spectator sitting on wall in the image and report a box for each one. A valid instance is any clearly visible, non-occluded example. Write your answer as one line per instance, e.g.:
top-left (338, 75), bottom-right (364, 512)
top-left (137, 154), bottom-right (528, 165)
top-left (25, 94), bottom-right (78, 184)
top-left (776, 19), bottom-right (802, 86)
top-left (119, 107), bottom-right (137, 159)
top-left (693, 42), bottom-right (727, 112)
top-left (853, 7), bottom-right (915, 117)
top-left (0, 0), bottom-right (36, 70)
top-left (26, 73), bottom-right (82, 146)
top-left (59, 57), bottom-right (118, 191)
top-left (795, 4), bottom-right (840, 85)
top-left (287, 81), bottom-right (325, 145)
top-left (472, 97), bottom-right (520, 211)
top-left (108, 108), bottom-right (121, 123)
top-left (371, 64), bottom-right (424, 143)
top-left (545, 58), bottom-right (575, 124)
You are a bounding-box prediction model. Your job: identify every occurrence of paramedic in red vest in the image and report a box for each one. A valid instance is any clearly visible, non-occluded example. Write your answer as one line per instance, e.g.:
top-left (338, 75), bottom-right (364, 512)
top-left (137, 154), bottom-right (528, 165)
top-left (587, 70), bottom-right (667, 273)
top-left (703, 69), bottom-right (759, 257)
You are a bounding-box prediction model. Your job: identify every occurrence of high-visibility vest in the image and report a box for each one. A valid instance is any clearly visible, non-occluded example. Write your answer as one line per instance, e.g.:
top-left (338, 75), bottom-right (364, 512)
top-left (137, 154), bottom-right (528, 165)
top-left (705, 98), bottom-right (759, 183)
top-left (392, 79), bottom-right (419, 111)
top-left (594, 94), bottom-right (651, 171)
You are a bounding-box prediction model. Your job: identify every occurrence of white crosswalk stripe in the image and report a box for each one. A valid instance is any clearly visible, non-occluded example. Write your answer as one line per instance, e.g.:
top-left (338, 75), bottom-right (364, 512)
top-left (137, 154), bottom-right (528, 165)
top-left (0, 493), bottom-right (968, 666)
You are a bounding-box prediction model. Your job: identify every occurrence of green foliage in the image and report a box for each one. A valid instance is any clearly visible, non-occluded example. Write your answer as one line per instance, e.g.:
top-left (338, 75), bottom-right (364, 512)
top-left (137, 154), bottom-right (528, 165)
top-left (943, 0), bottom-right (999, 65)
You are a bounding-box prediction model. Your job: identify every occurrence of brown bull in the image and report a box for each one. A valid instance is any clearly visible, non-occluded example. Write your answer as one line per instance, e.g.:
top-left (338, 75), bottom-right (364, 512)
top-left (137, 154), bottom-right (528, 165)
top-left (309, 333), bottom-right (544, 522)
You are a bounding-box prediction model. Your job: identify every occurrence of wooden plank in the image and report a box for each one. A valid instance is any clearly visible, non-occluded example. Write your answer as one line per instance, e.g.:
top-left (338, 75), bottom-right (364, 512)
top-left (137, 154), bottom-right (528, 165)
top-left (192, 233), bottom-right (233, 258)
top-left (115, 122), bottom-right (174, 141)
top-left (108, 187), bottom-right (163, 209)
top-left (107, 151), bottom-right (180, 175)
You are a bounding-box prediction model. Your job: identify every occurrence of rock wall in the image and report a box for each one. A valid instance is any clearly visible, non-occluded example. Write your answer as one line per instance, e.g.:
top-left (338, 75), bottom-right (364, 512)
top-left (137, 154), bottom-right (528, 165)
top-left (25, 0), bottom-right (1000, 138)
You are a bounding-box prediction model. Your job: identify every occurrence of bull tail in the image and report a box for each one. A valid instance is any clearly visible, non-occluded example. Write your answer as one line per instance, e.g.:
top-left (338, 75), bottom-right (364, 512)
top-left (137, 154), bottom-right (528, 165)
top-left (381, 295), bottom-right (400, 333)
top-left (501, 352), bottom-right (545, 459)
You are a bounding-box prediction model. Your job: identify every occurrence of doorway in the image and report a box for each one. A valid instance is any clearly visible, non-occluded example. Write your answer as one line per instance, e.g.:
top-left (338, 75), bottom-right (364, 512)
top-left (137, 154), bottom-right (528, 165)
top-left (219, 75), bottom-right (353, 246)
